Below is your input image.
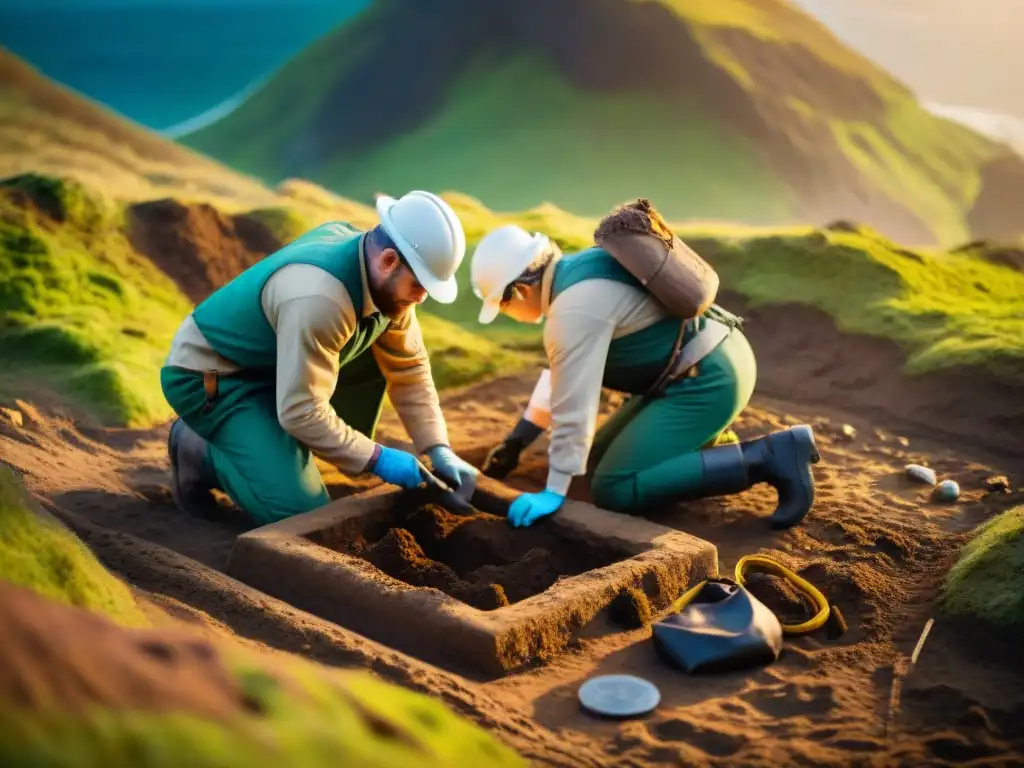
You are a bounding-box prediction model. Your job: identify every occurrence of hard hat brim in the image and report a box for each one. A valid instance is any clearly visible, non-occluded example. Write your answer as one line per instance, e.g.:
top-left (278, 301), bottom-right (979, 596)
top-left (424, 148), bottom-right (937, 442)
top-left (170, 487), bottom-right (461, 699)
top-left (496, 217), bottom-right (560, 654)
top-left (376, 195), bottom-right (460, 305)
top-left (478, 300), bottom-right (501, 325)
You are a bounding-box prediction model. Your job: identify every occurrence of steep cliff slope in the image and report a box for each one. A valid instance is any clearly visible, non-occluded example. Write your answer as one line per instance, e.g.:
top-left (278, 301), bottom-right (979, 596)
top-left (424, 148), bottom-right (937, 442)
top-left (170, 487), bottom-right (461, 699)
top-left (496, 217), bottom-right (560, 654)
top-left (182, 0), bottom-right (1022, 245)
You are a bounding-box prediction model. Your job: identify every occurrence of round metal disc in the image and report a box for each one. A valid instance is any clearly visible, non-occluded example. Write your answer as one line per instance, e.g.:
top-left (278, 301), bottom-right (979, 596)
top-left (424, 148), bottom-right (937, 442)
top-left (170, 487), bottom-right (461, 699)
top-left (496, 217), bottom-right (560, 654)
top-left (578, 674), bottom-right (661, 718)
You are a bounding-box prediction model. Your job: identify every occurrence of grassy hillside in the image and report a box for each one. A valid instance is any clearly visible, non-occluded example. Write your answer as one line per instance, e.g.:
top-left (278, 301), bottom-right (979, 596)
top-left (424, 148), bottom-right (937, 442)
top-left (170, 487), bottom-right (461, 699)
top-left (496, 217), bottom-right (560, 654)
top-left (0, 175), bottom-right (532, 428)
top-left (688, 223), bottom-right (1024, 379)
top-left (3, 168), bottom-right (1021, 431)
top-left (305, 57), bottom-right (797, 225)
top-left (0, 49), bottom-right (377, 226)
top-left (2, 46), bottom-right (1021, 429)
top-left (182, 0), bottom-right (1021, 247)
top-left (0, 465), bottom-right (526, 767)
top-left (0, 175), bottom-right (193, 426)
top-left (0, 48), bottom-right (276, 211)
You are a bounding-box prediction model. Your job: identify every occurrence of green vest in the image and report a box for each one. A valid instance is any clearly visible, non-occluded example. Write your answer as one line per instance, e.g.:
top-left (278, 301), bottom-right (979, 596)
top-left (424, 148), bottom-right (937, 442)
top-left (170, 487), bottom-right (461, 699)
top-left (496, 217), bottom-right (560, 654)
top-left (191, 222), bottom-right (391, 372)
top-left (549, 247), bottom-right (685, 394)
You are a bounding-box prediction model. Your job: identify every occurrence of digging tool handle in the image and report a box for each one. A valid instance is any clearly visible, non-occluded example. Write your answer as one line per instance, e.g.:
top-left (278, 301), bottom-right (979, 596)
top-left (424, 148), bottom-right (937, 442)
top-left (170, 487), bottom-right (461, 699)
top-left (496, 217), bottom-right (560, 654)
top-left (418, 463), bottom-right (453, 494)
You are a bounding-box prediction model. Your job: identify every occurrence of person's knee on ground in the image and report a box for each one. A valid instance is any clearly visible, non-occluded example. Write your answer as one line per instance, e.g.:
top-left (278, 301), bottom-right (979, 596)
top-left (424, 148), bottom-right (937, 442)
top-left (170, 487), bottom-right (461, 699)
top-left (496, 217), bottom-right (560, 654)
top-left (590, 470), bottom-right (640, 515)
top-left (167, 416), bottom-right (330, 525)
top-left (240, 469), bottom-right (330, 526)
top-left (210, 453), bottom-right (330, 527)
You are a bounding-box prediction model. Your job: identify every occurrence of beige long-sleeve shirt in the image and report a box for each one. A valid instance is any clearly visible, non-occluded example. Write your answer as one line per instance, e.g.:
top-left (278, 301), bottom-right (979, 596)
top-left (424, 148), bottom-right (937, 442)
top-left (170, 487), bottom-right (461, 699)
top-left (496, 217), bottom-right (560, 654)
top-left (536, 253), bottom-right (671, 495)
top-left (164, 243), bottom-right (447, 475)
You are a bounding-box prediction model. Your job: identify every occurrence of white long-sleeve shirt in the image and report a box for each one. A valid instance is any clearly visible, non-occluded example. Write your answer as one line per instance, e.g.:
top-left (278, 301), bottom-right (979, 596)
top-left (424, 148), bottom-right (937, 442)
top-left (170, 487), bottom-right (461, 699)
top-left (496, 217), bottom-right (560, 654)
top-left (536, 252), bottom-right (671, 495)
top-left (164, 250), bottom-right (447, 475)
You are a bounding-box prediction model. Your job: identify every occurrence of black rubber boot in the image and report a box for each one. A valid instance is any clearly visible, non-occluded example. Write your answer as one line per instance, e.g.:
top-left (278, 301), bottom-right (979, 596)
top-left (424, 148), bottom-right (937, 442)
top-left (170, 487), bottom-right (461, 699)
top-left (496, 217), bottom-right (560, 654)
top-left (744, 425), bottom-right (821, 528)
top-left (697, 425), bottom-right (821, 528)
top-left (167, 418), bottom-right (220, 518)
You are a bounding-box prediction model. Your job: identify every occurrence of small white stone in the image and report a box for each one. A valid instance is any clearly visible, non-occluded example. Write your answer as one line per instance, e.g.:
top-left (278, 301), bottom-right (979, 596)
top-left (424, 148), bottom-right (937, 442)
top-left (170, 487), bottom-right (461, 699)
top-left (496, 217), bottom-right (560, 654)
top-left (905, 464), bottom-right (937, 486)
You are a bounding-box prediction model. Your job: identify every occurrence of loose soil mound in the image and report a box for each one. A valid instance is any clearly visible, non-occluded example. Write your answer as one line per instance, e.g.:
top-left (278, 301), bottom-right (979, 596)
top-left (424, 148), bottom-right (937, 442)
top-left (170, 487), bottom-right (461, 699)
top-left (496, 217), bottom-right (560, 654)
top-left (0, 579), bottom-right (246, 719)
top-left (337, 503), bottom-right (618, 610)
top-left (126, 199), bottom-right (283, 303)
top-left (713, 290), bottom-right (1024, 460)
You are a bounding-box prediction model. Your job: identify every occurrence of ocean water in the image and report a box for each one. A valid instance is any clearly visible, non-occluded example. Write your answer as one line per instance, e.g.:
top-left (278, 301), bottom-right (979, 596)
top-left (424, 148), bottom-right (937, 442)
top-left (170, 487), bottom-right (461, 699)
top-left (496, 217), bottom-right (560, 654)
top-left (0, 1), bottom-right (370, 132)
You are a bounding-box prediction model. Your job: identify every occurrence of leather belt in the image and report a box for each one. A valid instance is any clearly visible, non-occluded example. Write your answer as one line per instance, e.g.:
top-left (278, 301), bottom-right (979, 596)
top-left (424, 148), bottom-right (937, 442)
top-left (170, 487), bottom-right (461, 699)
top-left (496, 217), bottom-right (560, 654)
top-left (646, 317), bottom-right (733, 399)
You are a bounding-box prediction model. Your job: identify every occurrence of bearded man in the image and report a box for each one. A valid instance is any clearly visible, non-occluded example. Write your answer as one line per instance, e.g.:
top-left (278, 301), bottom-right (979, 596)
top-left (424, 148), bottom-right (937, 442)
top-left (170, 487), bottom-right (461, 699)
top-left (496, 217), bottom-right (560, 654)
top-left (160, 190), bottom-right (477, 525)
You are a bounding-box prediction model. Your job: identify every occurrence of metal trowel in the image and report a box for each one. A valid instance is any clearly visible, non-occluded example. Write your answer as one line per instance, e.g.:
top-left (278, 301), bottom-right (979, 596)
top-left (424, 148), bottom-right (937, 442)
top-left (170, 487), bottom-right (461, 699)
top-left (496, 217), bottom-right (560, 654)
top-left (420, 468), bottom-right (477, 514)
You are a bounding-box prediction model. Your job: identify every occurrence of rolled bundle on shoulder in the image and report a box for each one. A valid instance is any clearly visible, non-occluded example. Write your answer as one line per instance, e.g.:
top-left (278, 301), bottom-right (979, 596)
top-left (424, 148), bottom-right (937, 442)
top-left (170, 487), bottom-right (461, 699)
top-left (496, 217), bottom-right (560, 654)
top-left (594, 198), bottom-right (719, 320)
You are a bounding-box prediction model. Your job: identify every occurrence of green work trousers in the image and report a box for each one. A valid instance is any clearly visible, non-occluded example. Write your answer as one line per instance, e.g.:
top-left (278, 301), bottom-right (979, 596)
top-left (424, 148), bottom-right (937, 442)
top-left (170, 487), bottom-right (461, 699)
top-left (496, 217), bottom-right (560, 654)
top-left (588, 328), bottom-right (757, 514)
top-left (160, 352), bottom-right (386, 525)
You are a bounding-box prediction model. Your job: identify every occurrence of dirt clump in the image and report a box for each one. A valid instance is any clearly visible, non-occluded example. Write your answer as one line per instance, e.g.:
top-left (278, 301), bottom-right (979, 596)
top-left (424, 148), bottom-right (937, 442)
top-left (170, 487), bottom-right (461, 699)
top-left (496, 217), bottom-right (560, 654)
top-left (348, 503), bottom-right (617, 610)
top-left (0, 579), bottom-right (247, 719)
top-left (796, 557), bottom-right (904, 642)
top-left (126, 199), bottom-right (282, 303)
top-left (744, 572), bottom-right (816, 626)
top-left (362, 527), bottom-right (510, 610)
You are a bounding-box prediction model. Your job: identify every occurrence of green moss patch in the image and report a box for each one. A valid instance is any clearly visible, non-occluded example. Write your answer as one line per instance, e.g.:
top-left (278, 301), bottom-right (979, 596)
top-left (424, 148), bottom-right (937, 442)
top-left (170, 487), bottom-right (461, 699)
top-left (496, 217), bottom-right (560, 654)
top-left (0, 465), bottom-right (148, 628)
top-left (241, 207), bottom-right (313, 245)
top-left (0, 175), bottom-right (193, 426)
top-left (0, 667), bottom-right (525, 768)
top-left (939, 505), bottom-right (1024, 631)
top-left (687, 224), bottom-right (1024, 379)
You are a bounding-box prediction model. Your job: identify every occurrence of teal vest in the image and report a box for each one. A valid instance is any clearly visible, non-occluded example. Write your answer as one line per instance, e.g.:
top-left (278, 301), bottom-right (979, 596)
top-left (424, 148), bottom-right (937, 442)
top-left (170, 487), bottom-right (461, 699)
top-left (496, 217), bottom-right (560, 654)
top-left (191, 222), bottom-right (391, 371)
top-left (550, 247), bottom-right (693, 394)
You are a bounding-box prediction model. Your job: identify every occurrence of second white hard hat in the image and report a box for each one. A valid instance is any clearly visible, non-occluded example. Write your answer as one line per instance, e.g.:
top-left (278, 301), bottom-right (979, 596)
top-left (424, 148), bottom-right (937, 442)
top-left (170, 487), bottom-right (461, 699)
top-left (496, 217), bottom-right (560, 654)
top-left (470, 224), bottom-right (551, 324)
top-left (376, 191), bottom-right (466, 304)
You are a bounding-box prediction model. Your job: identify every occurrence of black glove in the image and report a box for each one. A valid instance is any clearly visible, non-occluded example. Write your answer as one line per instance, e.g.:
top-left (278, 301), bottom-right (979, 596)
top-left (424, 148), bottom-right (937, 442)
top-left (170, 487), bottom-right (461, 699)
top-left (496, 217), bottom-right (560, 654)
top-left (482, 418), bottom-right (544, 479)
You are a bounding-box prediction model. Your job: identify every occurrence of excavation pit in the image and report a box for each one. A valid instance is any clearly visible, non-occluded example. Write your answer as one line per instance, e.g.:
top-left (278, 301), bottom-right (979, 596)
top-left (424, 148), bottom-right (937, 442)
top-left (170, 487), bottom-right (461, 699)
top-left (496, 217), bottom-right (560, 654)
top-left (311, 498), bottom-right (623, 611)
top-left (226, 475), bottom-right (717, 677)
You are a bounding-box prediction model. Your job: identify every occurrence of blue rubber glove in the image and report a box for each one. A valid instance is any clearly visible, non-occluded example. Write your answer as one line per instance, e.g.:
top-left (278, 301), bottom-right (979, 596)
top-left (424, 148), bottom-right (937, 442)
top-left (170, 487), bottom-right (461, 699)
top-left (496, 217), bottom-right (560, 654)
top-left (369, 445), bottom-right (436, 490)
top-left (426, 444), bottom-right (478, 490)
top-left (507, 490), bottom-right (566, 528)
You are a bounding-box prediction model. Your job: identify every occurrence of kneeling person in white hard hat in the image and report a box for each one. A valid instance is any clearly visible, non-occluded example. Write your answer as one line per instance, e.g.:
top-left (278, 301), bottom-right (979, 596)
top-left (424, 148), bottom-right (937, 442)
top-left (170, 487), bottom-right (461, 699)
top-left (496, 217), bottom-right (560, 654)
top-left (471, 200), bottom-right (820, 530)
top-left (160, 190), bottom-right (477, 526)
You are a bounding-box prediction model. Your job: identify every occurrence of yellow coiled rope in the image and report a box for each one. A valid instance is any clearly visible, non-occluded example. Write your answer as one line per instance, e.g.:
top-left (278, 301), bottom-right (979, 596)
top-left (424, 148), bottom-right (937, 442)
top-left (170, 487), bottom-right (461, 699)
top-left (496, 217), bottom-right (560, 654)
top-left (666, 554), bottom-right (831, 635)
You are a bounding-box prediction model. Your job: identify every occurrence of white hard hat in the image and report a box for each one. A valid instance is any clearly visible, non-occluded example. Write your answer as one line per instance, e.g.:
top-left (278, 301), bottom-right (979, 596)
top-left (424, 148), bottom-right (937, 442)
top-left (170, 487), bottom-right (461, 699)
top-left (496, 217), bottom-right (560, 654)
top-left (470, 224), bottom-right (550, 324)
top-left (376, 191), bottom-right (466, 304)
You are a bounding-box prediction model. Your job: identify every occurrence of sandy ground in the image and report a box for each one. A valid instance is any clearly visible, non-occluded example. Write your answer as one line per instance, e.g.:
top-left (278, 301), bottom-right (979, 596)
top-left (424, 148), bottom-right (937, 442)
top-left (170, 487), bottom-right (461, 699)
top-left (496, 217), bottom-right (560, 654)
top-left (3, 365), bottom-right (1023, 768)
